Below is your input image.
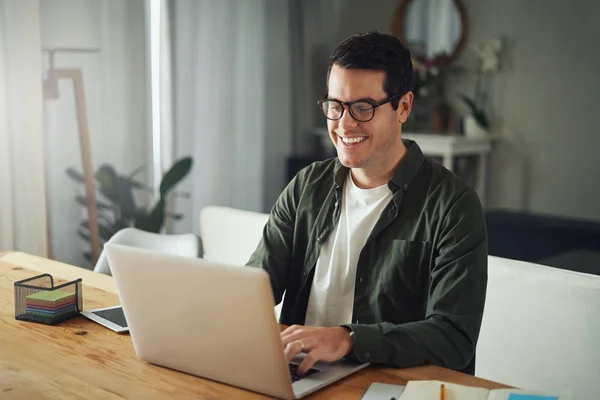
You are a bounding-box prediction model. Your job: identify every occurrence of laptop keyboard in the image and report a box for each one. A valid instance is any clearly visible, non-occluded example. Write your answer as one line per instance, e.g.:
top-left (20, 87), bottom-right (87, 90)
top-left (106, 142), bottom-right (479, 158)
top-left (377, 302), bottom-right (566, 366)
top-left (289, 363), bottom-right (320, 382)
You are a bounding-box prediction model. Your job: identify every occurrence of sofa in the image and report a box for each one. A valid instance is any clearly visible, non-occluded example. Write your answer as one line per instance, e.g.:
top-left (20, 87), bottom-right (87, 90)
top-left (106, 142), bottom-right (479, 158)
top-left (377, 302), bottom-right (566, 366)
top-left (486, 209), bottom-right (600, 276)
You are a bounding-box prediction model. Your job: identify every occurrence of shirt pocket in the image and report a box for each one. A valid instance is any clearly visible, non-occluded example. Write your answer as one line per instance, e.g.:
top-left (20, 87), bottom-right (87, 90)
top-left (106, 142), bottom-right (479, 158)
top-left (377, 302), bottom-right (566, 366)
top-left (373, 239), bottom-right (432, 298)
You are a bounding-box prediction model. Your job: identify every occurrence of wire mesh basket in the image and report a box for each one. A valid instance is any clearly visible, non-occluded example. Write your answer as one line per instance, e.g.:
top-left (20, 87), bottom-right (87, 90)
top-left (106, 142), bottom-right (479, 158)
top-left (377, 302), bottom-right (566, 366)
top-left (14, 273), bottom-right (82, 325)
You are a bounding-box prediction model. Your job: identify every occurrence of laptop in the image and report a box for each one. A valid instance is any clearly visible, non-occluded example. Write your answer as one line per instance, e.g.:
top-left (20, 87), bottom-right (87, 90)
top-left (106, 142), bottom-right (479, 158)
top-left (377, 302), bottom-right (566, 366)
top-left (104, 243), bottom-right (369, 399)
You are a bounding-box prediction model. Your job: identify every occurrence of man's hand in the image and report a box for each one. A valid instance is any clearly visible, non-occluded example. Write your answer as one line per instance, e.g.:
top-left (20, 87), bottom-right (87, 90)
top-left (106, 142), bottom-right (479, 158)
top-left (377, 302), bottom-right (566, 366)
top-left (281, 325), bottom-right (354, 376)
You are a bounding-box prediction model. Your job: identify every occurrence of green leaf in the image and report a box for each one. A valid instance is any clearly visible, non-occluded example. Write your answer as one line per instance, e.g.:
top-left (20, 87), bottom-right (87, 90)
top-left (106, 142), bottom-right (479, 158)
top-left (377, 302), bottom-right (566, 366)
top-left (114, 176), bottom-right (138, 218)
top-left (123, 177), bottom-right (153, 192)
top-left (135, 199), bottom-right (165, 233)
top-left (66, 167), bottom-right (85, 184)
top-left (159, 157), bottom-right (192, 197)
top-left (473, 110), bottom-right (490, 130)
top-left (95, 165), bottom-right (119, 202)
top-left (165, 212), bottom-right (184, 220)
top-left (459, 94), bottom-right (489, 130)
top-left (80, 221), bottom-right (117, 242)
top-left (128, 165), bottom-right (146, 178)
top-left (170, 191), bottom-right (191, 199)
top-left (459, 94), bottom-right (479, 113)
top-left (74, 195), bottom-right (113, 211)
top-left (78, 229), bottom-right (90, 242)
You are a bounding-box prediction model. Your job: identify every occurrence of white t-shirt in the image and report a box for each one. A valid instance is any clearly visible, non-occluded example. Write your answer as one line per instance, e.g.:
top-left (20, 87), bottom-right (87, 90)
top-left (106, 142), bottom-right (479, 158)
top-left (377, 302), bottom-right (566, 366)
top-left (304, 172), bottom-right (393, 327)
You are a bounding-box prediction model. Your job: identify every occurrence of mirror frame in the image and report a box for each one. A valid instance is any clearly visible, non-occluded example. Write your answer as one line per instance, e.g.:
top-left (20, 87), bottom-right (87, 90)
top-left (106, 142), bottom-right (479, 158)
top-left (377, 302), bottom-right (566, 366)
top-left (392, 0), bottom-right (468, 66)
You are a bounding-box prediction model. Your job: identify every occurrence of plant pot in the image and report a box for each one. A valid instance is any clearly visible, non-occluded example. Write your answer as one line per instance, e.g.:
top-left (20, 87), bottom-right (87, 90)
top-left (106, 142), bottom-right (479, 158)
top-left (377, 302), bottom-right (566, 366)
top-left (464, 114), bottom-right (488, 137)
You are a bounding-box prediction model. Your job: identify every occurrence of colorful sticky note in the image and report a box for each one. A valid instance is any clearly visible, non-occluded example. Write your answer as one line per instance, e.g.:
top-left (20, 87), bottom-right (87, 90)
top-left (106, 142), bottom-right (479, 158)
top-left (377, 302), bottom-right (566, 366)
top-left (507, 394), bottom-right (559, 400)
top-left (26, 290), bottom-right (75, 303)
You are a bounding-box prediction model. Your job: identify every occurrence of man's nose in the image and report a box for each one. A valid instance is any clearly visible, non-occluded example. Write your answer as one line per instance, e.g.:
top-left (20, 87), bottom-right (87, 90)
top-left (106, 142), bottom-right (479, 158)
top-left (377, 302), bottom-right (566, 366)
top-left (338, 106), bottom-right (359, 129)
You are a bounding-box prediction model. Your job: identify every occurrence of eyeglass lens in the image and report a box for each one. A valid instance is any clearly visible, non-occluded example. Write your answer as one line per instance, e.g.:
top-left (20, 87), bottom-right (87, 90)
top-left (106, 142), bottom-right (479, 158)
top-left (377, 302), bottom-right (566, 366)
top-left (320, 100), bottom-right (374, 122)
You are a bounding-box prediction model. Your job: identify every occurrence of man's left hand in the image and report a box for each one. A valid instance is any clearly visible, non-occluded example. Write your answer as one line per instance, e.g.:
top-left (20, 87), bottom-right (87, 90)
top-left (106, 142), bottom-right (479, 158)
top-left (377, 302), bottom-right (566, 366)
top-left (281, 325), bottom-right (354, 376)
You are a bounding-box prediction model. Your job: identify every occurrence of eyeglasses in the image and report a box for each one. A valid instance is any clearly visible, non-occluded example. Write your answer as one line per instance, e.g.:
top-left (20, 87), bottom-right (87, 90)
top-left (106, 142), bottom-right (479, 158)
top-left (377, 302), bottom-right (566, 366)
top-left (317, 95), bottom-right (401, 122)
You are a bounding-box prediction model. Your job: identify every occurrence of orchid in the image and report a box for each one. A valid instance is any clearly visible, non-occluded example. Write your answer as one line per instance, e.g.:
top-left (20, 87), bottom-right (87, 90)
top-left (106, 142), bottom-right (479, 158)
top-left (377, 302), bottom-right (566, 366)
top-left (473, 38), bottom-right (503, 72)
top-left (460, 37), bottom-right (504, 131)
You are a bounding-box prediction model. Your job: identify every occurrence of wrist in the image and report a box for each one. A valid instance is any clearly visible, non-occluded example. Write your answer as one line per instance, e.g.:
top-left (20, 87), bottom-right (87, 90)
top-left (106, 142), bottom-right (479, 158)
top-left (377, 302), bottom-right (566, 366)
top-left (341, 326), bottom-right (355, 357)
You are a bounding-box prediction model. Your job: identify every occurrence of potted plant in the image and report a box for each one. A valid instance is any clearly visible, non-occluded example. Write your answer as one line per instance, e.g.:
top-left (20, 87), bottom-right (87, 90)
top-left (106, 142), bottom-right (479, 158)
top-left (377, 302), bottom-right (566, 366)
top-left (411, 56), bottom-right (464, 133)
top-left (459, 38), bottom-right (503, 136)
top-left (459, 94), bottom-right (489, 136)
top-left (66, 156), bottom-right (193, 264)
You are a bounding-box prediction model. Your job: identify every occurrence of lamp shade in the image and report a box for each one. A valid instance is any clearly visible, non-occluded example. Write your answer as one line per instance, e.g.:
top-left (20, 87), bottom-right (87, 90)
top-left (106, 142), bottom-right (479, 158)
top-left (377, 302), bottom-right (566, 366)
top-left (40, 0), bottom-right (101, 51)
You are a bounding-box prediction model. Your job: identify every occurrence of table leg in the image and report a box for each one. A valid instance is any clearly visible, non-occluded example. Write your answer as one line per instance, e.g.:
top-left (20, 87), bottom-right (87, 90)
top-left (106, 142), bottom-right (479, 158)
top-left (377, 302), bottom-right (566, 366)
top-left (443, 154), bottom-right (453, 172)
top-left (476, 153), bottom-right (488, 204)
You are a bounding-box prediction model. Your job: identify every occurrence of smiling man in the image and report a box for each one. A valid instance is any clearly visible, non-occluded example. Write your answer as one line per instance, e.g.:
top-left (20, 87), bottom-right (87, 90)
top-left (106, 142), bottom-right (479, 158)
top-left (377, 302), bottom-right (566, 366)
top-left (247, 32), bottom-right (488, 376)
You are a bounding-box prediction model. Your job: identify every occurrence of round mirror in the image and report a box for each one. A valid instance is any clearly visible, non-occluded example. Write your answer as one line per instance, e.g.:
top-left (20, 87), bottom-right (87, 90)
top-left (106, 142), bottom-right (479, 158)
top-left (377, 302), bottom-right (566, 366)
top-left (393, 0), bottom-right (468, 66)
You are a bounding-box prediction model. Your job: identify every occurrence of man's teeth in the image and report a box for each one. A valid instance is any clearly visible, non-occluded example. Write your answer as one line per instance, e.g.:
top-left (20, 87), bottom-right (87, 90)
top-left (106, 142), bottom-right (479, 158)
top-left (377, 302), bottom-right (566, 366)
top-left (341, 136), bottom-right (366, 144)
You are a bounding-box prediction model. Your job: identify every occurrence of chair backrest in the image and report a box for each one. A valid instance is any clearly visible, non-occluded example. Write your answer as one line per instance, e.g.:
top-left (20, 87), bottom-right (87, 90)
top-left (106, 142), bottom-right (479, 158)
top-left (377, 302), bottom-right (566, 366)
top-left (199, 205), bottom-right (269, 266)
top-left (93, 228), bottom-right (201, 276)
top-left (476, 255), bottom-right (600, 399)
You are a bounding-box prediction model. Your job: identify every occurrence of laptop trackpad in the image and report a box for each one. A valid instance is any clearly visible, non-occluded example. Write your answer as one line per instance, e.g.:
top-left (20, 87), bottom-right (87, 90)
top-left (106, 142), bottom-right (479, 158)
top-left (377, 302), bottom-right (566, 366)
top-left (290, 353), bottom-right (369, 397)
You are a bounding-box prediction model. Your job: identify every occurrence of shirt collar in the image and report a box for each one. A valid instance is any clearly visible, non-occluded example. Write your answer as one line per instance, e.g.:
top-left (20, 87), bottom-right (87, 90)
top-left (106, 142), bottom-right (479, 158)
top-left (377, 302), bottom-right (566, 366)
top-left (333, 138), bottom-right (425, 192)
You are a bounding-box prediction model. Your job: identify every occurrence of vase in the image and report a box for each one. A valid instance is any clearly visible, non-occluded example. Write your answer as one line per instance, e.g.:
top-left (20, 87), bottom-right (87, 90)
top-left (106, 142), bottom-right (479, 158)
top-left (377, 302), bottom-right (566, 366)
top-left (464, 114), bottom-right (488, 137)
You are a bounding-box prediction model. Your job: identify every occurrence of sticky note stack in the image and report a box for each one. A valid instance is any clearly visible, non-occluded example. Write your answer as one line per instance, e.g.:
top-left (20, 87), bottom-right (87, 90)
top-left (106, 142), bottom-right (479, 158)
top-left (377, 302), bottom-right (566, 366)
top-left (25, 290), bottom-right (77, 322)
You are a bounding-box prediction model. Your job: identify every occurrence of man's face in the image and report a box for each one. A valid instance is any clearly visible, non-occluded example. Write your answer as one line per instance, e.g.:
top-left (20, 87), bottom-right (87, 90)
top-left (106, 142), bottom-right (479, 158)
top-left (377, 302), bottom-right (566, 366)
top-left (326, 64), bottom-right (412, 171)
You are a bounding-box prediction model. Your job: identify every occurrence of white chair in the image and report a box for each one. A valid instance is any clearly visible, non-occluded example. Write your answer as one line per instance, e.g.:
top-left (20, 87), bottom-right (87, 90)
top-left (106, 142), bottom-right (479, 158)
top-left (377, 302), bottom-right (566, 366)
top-left (93, 227), bottom-right (202, 276)
top-left (476, 255), bottom-right (600, 399)
top-left (199, 205), bottom-right (269, 266)
top-left (199, 206), bottom-right (284, 318)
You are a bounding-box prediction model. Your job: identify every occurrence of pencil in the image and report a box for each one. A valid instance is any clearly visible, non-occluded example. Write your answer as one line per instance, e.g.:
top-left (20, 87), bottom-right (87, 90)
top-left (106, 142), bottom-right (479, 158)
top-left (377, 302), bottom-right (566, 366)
top-left (440, 383), bottom-right (445, 400)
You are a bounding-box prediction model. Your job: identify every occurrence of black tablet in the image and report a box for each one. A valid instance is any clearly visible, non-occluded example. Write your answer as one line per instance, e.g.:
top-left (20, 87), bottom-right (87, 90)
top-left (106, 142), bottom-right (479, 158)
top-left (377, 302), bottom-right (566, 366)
top-left (81, 305), bottom-right (129, 333)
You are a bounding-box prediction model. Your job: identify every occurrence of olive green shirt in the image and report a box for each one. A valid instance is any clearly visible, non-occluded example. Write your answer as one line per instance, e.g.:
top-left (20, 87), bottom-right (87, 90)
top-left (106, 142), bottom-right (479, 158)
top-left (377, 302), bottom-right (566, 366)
top-left (247, 139), bottom-right (488, 373)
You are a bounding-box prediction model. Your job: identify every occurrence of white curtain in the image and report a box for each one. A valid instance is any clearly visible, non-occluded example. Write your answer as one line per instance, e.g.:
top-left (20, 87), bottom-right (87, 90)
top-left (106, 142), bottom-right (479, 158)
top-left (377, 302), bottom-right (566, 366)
top-left (172, 0), bottom-right (267, 234)
top-left (0, 0), bottom-right (48, 256)
top-left (0, 1), bottom-right (14, 250)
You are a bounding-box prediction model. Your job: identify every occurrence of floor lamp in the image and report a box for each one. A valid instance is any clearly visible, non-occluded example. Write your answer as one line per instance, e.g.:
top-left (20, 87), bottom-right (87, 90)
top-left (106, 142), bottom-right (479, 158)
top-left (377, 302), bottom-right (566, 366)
top-left (41, 0), bottom-right (101, 264)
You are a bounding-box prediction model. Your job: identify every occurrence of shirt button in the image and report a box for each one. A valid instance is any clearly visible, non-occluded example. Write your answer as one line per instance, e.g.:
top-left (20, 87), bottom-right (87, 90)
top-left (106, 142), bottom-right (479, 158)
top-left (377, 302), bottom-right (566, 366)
top-left (364, 352), bottom-right (371, 360)
top-left (302, 271), bottom-right (307, 278)
top-left (316, 236), bottom-right (322, 243)
top-left (402, 184), bottom-right (408, 189)
top-left (359, 277), bottom-right (363, 283)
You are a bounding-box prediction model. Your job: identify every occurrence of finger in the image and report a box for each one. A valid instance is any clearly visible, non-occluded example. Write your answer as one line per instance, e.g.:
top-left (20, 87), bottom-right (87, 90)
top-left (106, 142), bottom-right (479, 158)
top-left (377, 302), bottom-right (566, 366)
top-left (281, 328), bottom-right (312, 347)
top-left (297, 350), bottom-right (320, 376)
top-left (283, 340), bottom-right (303, 363)
top-left (280, 324), bottom-right (302, 338)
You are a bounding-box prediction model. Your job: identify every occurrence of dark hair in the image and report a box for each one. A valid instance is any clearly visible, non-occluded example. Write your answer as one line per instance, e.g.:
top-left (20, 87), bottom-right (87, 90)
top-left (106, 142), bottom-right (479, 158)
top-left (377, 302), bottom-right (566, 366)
top-left (327, 31), bottom-right (413, 109)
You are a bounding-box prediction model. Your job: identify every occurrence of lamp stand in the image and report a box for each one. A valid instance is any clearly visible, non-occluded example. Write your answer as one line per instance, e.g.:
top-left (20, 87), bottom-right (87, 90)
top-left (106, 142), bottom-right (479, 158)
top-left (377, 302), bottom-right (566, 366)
top-left (44, 52), bottom-right (101, 265)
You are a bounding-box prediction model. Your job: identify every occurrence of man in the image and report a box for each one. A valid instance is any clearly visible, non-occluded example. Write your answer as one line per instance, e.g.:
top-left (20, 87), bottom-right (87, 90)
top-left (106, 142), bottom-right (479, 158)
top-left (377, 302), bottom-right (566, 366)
top-left (247, 31), bottom-right (487, 377)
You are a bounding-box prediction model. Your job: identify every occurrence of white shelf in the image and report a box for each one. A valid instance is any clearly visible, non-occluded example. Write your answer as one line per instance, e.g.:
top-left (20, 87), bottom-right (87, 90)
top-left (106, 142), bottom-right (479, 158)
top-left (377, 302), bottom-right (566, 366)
top-left (402, 133), bottom-right (494, 156)
top-left (313, 128), bottom-right (500, 203)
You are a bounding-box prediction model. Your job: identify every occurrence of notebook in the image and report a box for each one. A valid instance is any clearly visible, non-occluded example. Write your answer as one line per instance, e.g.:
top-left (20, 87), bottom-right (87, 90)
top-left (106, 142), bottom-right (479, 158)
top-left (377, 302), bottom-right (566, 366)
top-left (399, 380), bottom-right (560, 400)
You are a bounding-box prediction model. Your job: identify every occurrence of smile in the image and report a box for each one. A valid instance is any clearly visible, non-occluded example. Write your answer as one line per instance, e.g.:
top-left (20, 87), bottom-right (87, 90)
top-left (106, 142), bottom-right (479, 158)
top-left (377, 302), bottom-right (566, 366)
top-left (339, 136), bottom-right (367, 145)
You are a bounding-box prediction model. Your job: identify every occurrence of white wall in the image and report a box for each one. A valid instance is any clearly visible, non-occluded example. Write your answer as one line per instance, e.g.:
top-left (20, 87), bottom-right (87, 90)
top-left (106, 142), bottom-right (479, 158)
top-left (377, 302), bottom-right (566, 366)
top-left (308, 0), bottom-right (600, 222)
top-left (263, 0), bottom-right (293, 211)
top-left (43, 0), bottom-right (149, 267)
top-left (456, 0), bottom-right (600, 221)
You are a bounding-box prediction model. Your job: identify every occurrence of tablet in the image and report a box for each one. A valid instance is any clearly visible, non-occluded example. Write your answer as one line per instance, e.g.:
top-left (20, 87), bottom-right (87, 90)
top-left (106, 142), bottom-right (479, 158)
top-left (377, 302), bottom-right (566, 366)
top-left (81, 305), bottom-right (129, 333)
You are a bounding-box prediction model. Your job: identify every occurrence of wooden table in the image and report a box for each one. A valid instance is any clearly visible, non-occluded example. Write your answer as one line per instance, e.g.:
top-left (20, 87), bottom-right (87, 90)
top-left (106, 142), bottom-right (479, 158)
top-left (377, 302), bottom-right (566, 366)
top-left (0, 252), bottom-right (510, 399)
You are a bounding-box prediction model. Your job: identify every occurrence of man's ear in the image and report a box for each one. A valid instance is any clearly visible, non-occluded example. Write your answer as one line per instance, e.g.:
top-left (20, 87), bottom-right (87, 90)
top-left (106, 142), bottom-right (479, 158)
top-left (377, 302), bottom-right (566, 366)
top-left (397, 91), bottom-right (414, 124)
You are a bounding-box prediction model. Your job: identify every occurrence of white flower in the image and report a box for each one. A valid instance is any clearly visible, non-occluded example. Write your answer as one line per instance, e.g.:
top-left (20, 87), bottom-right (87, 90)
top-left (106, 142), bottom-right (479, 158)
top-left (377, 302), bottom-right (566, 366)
top-left (474, 37), bottom-right (503, 72)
